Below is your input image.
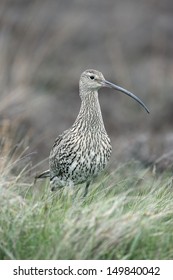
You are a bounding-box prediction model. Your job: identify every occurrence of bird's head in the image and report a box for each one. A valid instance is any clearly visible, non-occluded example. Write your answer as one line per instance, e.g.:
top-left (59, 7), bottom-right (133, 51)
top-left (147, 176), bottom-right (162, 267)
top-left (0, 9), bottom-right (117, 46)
top-left (79, 69), bottom-right (149, 113)
top-left (80, 69), bottom-right (105, 91)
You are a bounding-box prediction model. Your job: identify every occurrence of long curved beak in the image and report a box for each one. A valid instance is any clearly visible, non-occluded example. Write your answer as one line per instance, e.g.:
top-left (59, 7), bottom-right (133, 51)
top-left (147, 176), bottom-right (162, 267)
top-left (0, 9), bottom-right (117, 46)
top-left (102, 80), bottom-right (149, 113)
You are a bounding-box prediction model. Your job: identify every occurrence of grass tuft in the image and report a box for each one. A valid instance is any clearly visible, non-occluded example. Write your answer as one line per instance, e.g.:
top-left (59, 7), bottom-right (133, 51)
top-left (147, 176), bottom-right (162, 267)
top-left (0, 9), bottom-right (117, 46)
top-left (0, 153), bottom-right (173, 260)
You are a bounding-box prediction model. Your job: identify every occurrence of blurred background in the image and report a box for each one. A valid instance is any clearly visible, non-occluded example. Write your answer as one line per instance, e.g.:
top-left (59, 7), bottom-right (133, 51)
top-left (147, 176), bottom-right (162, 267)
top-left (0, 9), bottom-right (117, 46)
top-left (0, 0), bottom-right (173, 173)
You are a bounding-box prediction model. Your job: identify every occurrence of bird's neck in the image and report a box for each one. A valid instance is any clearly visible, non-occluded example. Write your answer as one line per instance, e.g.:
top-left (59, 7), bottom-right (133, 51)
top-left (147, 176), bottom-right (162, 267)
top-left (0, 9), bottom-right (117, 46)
top-left (73, 91), bottom-right (106, 133)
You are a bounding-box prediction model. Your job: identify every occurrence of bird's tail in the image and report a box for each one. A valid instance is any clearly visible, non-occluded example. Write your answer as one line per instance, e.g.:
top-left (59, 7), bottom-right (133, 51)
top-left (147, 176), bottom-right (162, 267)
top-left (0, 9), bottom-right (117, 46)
top-left (35, 170), bottom-right (50, 182)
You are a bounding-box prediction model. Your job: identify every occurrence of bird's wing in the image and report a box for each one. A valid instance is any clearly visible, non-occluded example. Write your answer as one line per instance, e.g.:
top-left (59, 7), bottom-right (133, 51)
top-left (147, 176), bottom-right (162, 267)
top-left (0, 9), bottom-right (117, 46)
top-left (52, 129), bottom-right (69, 149)
top-left (35, 130), bottom-right (69, 182)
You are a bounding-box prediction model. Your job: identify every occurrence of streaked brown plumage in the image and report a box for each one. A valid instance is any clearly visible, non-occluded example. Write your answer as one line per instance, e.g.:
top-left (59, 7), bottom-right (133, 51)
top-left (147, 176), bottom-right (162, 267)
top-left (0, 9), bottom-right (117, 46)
top-left (36, 69), bottom-right (149, 196)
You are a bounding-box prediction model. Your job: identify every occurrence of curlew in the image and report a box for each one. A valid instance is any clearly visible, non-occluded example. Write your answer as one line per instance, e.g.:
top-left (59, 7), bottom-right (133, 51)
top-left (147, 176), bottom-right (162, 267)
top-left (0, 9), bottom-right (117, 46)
top-left (36, 69), bottom-right (149, 196)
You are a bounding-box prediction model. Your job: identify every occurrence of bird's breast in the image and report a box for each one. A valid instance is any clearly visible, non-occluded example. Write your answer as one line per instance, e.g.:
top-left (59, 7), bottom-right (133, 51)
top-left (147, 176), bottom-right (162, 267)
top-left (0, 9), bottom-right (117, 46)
top-left (50, 130), bottom-right (112, 186)
top-left (70, 131), bottom-right (111, 176)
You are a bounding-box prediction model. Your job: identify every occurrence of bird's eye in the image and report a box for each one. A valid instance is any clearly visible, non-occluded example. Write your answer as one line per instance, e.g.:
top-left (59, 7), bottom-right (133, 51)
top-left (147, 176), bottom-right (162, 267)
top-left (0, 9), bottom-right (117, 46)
top-left (89, 75), bottom-right (95, 80)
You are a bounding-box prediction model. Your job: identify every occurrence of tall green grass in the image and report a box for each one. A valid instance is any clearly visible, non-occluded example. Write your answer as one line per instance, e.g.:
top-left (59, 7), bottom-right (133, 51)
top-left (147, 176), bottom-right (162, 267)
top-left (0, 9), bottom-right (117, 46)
top-left (0, 156), bottom-right (173, 260)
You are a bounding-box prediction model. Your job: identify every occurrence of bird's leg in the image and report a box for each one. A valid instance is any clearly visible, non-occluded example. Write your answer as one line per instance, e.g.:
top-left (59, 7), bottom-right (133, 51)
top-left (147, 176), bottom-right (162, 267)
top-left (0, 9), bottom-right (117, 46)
top-left (83, 181), bottom-right (91, 197)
